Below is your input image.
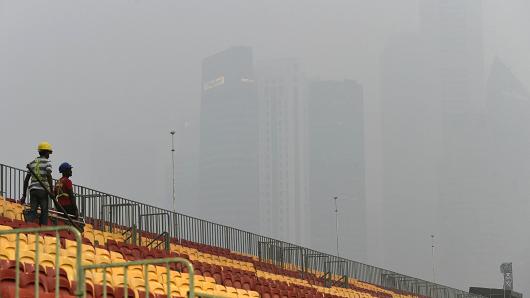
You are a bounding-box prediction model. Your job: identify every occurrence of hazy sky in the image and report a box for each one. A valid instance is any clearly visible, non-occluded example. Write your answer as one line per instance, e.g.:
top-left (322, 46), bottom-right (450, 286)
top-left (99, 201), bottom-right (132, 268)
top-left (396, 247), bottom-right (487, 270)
top-left (1, 0), bottom-right (529, 295)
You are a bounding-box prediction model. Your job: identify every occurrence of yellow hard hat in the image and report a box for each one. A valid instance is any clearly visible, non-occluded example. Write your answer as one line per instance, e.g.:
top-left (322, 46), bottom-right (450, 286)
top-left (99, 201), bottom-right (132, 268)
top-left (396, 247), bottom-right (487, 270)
top-left (37, 141), bottom-right (53, 152)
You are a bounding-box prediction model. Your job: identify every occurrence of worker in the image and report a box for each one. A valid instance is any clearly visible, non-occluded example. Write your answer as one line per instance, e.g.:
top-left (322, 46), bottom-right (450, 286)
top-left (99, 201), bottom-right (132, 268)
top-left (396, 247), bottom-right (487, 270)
top-left (21, 141), bottom-right (54, 225)
top-left (54, 162), bottom-right (79, 219)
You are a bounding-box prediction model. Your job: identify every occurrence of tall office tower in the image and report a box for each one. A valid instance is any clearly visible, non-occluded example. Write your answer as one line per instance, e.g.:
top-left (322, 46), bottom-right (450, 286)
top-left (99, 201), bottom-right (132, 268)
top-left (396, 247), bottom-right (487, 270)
top-left (199, 47), bottom-right (259, 232)
top-left (256, 59), bottom-right (309, 245)
top-left (420, 0), bottom-right (485, 115)
top-left (308, 80), bottom-right (366, 261)
top-left (480, 58), bottom-right (530, 295)
top-left (380, 33), bottom-right (442, 276)
top-left (420, 0), bottom-right (485, 288)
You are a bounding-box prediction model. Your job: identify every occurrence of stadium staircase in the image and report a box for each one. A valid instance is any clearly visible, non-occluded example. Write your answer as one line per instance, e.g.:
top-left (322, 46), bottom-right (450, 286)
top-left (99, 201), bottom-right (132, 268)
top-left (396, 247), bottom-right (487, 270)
top-left (0, 163), bottom-right (483, 298)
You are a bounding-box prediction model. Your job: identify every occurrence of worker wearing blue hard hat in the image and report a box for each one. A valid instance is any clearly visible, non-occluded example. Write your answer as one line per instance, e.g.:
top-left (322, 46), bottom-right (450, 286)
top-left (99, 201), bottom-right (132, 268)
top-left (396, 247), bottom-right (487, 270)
top-left (55, 162), bottom-right (79, 219)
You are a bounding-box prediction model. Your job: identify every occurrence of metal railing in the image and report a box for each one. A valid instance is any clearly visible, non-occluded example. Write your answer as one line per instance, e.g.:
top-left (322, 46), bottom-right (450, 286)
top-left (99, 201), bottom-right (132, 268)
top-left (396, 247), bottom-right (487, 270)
top-left (0, 225), bottom-right (83, 297)
top-left (80, 257), bottom-right (195, 298)
top-left (0, 163), bottom-right (484, 298)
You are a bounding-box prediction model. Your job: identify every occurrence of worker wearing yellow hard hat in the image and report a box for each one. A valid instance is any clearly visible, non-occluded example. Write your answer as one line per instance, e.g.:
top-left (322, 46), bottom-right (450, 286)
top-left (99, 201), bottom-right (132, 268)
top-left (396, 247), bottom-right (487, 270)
top-left (37, 141), bottom-right (53, 153)
top-left (21, 141), bottom-right (54, 225)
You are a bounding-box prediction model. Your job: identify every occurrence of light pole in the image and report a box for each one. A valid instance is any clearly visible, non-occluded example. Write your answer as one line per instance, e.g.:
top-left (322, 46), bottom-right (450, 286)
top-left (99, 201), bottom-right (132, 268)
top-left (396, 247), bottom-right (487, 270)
top-left (431, 234), bottom-right (436, 284)
top-left (170, 130), bottom-right (176, 213)
top-left (332, 193), bottom-right (359, 259)
top-left (333, 196), bottom-right (340, 258)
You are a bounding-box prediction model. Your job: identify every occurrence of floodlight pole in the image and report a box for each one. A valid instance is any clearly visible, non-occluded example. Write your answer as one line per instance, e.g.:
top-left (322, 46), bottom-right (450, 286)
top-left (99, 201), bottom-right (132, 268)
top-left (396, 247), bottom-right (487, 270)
top-left (170, 130), bottom-right (176, 213)
top-left (431, 234), bottom-right (436, 284)
top-left (334, 196), bottom-right (340, 258)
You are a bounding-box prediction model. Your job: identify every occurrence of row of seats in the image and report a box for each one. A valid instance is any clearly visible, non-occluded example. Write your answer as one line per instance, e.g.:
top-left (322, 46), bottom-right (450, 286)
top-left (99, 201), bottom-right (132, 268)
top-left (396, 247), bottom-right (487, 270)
top-left (1, 217), bottom-right (261, 298)
top-left (0, 196), bottom-right (419, 298)
top-left (0, 259), bottom-right (78, 297)
top-left (0, 199), bottom-right (24, 221)
top-left (80, 211), bottom-right (418, 298)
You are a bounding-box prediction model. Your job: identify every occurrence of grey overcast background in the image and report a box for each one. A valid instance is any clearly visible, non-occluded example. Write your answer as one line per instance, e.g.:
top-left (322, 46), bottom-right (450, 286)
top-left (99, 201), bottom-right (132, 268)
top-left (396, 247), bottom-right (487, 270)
top-left (1, 0), bottom-right (529, 295)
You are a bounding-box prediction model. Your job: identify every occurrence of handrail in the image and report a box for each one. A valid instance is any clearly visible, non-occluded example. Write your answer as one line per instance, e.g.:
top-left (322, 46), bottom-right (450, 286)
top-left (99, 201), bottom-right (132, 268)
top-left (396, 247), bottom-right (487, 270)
top-left (0, 225), bottom-right (83, 298)
top-left (81, 257), bottom-right (194, 298)
top-left (138, 212), bottom-right (169, 248)
top-left (146, 231), bottom-right (169, 251)
top-left (0, 162), bottom-right (485, 298)
top-left (121, 224), bottom-right (137, 244)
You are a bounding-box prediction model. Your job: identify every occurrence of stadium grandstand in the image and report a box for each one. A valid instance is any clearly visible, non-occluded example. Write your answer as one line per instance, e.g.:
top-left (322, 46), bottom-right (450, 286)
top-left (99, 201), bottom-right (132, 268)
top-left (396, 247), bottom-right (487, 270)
top-left (0, 163), bottom-right (483, 298)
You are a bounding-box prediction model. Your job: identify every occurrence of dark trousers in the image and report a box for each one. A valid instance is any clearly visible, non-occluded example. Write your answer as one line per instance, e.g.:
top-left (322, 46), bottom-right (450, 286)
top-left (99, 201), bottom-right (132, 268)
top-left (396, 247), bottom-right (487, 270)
top-left (28, 189), bottom-right (49, 225)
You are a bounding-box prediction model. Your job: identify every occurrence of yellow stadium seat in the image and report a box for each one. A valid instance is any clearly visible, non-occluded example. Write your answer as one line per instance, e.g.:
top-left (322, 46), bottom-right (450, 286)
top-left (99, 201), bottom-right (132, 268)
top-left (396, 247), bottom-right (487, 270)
top-left (83, 230), bottom-right (95, 243)
top-left (194, 281), bottom-right (207, 291)
top-left (80, 253), bottom-right (95, 266)
top-left (81, 243), bottom-right (96, 257)
top-left (178, 285), bottom-right (192, 298)
top-left (93, 230), bottom-right (105, 245)
top-left (4, 205), bottom-right (21, 220)
top-left (103, 231), bottom-right (113, 240)
top-left (84, 271), bottom-right (99, 292)
top-left (43, 237), bottom-right (63, 255)
top-left (18, 250), bottom-right (36, 264)
top-left (95, 247), bottom-right (111, 259)
top-left (43, 242), bottom-right (63, 254)
top-left (145, 270), bottom-right (159, 282)
top-left (44, 235), bottom-right (60, 247)
top-left (129, 269), bottom-right (146, 282)
top-left (112, 233), bottom-right (125, 243)
top-left (165, 286), bottom-right (182, 298)
top-left (0, 228), bottom-right (22, 250)
top-left (204, 276), bottom-right (216, 284)
top-left (95, 254), bottom-right (111, 265)
top-left (225, 286), bottom-right (239, 298)
top-left (92, 271), bottom-right (114, 288)
top-left (0, 232), bottom-right (17, 243)
top-left (202, 282), bottom-right (215, 292)
top-left (16, 251), bottom-right (54, 269)
top-left (170, 243), bottom-right (184, 254)
top-left (59, 258), bottom-right (77, 280)
top-left (42, 254), bottom-right (58, 269)
top-left (198, 274), bottom-right (210, 283)
top-left (110, 273), bottom-right (133, 289)
top-left (109, 250), bottom-right (126, 263)
top-left (156, 266), bottom-right (172, 281)
top-left (214, 284), bottom-right (228, 295)
top-left (150, 281), bottom-right (166, 295)
top-left (236, 288), bottom-right (252, 298)
top-left (161, 271), bottom-right (182, 291)
top-left (26, 234), bottom-right (45, 249)
top-left (132, 278), bottom-right (165, 296)
top-left (63, 240), bottom-right (94, 259)
top-left (122, 265), bottom-right (144, 278)
top-left (0, 244), bottom-right (15, 260)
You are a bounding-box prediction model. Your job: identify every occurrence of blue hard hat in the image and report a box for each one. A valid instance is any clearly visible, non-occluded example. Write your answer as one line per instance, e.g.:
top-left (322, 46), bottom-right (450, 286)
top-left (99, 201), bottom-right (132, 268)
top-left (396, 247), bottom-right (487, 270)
top-left (59, 162), bottom-right (73, 173)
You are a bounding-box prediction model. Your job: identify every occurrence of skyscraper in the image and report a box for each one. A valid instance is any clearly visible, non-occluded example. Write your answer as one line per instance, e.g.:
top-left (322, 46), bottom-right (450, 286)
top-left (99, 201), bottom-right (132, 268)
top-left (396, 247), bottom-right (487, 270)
top-left (198, 47), bottom-right (259, 232)
top-left (380, 33), bottom-right (442, 275)
top-left (308, 80), bottom-right (366, 261)
top-left (381, 0), bottom-right (488, 288)
top-left (256, 58), bottom-right (309, 245)
top-left (421, 0), bottom-right (485, 287)
top-left (420, 0), bottom-right (485, 115)
top-left (480, 58), bottom-right (530, 295)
